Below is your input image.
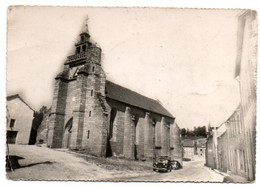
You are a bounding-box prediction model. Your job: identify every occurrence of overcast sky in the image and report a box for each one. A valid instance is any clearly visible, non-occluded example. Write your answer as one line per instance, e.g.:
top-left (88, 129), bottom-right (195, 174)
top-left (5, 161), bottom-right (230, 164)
top-left (7, 7), bottom-right (242, 128)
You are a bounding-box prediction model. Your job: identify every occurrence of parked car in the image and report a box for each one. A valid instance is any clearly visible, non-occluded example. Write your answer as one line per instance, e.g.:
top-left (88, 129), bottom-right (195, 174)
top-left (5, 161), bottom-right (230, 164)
top-left (171, 160), bottom-right (182, 170)
top-left (153, 156), bottom-right (172, 172)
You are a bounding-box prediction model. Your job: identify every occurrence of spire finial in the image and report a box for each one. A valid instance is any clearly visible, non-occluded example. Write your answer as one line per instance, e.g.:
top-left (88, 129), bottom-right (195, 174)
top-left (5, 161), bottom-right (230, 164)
top-left (85, 15), bottom-right (89, 34)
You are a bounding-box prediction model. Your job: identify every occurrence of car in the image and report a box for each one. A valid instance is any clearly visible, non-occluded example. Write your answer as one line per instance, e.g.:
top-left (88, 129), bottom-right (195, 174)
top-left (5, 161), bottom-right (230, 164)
top-left (153, 156), bottom-right (172, 172)
top-left (171, 160), bottom-right (182, 170)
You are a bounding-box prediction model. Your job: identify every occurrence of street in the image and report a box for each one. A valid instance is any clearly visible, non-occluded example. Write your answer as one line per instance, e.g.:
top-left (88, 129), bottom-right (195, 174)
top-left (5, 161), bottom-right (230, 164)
top-left (115, 159), bottom-right (224, 182)
top-left (6, 145), bottom-right (223, 182)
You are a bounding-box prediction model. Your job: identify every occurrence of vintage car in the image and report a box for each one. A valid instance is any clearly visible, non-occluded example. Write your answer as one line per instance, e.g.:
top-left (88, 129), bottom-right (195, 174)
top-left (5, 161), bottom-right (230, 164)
top-left (171, 160), bottom-right (182, 170)
top-left (153, 156), bottom-right (172, 172)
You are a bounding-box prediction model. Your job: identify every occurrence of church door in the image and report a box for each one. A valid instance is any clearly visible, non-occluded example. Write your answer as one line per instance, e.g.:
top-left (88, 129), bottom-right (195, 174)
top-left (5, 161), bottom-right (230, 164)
top-left (63, 118), bottom-right (73, 148)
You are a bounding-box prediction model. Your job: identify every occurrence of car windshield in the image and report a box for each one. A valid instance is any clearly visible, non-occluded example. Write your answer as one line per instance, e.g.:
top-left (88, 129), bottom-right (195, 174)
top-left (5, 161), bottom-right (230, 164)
top-left (158, 160), bottom-right (168, 163)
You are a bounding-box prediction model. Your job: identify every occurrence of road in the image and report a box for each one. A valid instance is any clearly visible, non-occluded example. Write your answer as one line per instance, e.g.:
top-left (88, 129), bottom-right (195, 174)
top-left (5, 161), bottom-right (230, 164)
top-left (113, 159), bottom-right (224, 182)
top-left (6, 144), bottom-right (224, 182)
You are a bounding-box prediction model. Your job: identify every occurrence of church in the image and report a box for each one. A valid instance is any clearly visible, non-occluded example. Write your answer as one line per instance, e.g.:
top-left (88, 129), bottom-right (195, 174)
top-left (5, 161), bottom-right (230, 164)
top-left (46, 21), bottom-right (182, 162)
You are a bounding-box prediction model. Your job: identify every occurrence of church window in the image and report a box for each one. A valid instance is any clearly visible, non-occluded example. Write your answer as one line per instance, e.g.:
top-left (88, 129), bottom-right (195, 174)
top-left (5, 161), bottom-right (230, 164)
top-left (76, 47), bottom-right (80, 54)
top-left (109, 109), bottom-right (117, 139)
top-left (91, 90), bottom-right (93, 96)
top-left (87, 130), bottom-right (90, 139)
top-left (82, 45), bottom-right (86, 52)
top-left (10, 119), bottom-right (15, 128)
top-left (72, 68), bottom-right (79, 78)
top-left (81, 35), bottom-right (85, 42)
top-left (89, 111), bottom-right (91, 117)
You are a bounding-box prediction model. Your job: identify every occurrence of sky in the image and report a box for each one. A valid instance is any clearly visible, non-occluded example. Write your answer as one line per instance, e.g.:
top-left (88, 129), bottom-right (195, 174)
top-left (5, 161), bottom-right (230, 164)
top-left (7, 6), bottom-right (242, 129)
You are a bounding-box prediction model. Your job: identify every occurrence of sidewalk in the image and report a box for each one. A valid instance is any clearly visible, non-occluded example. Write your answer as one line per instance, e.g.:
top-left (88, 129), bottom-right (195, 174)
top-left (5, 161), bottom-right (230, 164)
top-left (212, 169), bottom-right (249, 183)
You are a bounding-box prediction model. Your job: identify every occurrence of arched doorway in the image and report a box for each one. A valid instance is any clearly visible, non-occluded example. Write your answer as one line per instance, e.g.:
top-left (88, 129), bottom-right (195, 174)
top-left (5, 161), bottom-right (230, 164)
top-left (63, 118), bottom-right (73, 148)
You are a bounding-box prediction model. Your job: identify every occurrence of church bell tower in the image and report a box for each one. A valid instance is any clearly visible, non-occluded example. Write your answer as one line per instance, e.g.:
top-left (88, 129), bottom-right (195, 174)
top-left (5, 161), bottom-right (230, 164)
top-left (47, 20), bottom-right (109, 156)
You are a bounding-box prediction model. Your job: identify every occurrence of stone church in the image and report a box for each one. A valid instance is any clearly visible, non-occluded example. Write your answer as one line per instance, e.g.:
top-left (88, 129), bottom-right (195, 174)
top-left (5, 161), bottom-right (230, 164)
top-left (45, 22), bottom-right (182, 162)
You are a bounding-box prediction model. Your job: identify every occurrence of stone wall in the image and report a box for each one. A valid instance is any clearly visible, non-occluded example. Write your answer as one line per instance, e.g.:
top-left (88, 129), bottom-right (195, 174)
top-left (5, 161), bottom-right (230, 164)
top-left (106, 98), bottom-right (179, 161)
top-left (47, 78), bottom-right (68, 148)
top-left (170, 122), bottom-right (183, 164)
top-left (36, 109), bottom-right (51, 144)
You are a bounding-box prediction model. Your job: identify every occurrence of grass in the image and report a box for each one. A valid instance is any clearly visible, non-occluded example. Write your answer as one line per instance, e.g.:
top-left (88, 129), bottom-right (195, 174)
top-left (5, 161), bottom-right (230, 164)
top-left (70, 151), bottom-right (153, 171)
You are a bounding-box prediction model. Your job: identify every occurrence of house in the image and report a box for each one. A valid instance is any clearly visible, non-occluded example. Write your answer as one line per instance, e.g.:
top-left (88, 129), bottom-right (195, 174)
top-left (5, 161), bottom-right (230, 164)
top-left (205, 10), bottom-right (256, 181)
top-left (195, 138), bottom-right (207, 158)
top-left (182, 139), bottom-right (195, 161)
top-left (6, 94), bottom-right (34, 144)
top-left (234, 10), bottom-right (257, 181)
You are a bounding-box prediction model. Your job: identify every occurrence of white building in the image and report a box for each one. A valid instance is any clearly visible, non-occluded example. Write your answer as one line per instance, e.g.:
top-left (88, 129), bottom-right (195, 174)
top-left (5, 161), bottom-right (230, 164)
top-left (6, 94), bottom-right (34, 144)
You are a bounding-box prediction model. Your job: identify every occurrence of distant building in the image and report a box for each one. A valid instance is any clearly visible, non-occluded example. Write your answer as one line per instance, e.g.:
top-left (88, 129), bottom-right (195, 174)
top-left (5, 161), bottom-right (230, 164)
top-left (6, 94), bottom-right (34, 144)
top-left (216, 124), bottom-right (228, 173)
top-left (182, 139), bottom-right (195, 160)
top-left (205, 127), bottom-right (217, 169)
top-left (195, 138), bottom-right (207, 158)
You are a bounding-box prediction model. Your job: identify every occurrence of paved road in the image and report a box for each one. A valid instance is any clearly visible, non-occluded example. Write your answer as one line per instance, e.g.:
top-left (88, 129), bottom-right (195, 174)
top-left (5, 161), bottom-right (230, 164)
top-left (7, 145), bottom-right (224, 182)
top-left (113, 160), bottom-right (224, 182)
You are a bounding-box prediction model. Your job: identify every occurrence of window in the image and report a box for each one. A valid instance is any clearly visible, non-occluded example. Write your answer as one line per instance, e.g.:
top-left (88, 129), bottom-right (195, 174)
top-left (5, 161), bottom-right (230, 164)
top-left (10, 119), bottom-right (15, 128)
top-left (91, 90), bottom-right (93, 96)
top-left (92, 66), bottom-right (95, 72)
top-left (81, 35), bottom-right (85, 41)
top-left (89, 111), bottom-right (91, 117)
top-left (76, 47), bottom-right (80, 54)
top-left (87, 130), bottom-right (90, 139)
top-left (82, 45), bottom-right (86, 52)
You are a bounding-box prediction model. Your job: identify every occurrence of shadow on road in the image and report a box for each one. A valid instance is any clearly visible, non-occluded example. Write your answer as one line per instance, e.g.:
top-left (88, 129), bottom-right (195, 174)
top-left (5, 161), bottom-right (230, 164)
top-left (6, 155), bottom-right (53, 172)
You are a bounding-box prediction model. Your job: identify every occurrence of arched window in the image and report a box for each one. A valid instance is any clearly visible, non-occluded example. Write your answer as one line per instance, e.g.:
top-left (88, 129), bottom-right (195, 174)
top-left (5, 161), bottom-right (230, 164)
top-left (76, 47), bottom-right (80, 54)
top-left (134, 114), bottom-right (139, 144)
top-left (87, 130), bottom-right (90, 139)
top-left (92, 66), bottom-right (95, 72)
top-left (81, 35), bottom-right (85, 42)
top-left (109, 109), bottom-right (117, 139)
top-left (82, 45), bottom-right (86, 52)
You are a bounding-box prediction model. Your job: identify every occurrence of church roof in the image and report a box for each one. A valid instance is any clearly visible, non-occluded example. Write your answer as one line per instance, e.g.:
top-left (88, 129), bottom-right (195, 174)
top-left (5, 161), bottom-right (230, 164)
top-left (105, 80), bottom-right (174, 119)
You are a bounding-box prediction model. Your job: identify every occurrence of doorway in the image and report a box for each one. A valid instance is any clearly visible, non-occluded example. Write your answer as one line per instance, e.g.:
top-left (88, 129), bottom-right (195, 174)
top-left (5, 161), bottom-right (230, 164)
top-left (63, 118), bottom-right (73, 148)
top-left (6, 131), bottom-right (18, 144)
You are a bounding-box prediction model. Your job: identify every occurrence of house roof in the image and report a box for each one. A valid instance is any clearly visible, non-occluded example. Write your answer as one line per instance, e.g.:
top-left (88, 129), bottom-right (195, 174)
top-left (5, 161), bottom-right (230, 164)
top-left (7, 94), bottom-right (35, 112)
top-left (105, 80), bottom-right (174, 119)
top-left (196, 138), bottom-right (207, 147)
top-left (182, 139), bottom-right (195, 147)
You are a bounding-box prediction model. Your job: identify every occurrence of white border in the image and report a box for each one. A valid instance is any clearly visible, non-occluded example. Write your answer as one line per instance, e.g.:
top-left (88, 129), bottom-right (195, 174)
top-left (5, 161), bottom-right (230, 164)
top-left (1, 1), bottom-right (259, 187)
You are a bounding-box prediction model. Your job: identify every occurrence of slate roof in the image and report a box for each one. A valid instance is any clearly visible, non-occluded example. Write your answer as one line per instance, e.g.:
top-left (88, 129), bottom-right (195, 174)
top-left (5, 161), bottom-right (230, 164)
top-left (105, 80), bottom-right (174, 119)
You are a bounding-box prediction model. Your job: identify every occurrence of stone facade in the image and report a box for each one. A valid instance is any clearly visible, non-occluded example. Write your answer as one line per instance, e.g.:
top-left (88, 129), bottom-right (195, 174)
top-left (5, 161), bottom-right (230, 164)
top-left (46, 22), bottom-right (183, 161)
top-left (36, 108), bottom-right (51, 144)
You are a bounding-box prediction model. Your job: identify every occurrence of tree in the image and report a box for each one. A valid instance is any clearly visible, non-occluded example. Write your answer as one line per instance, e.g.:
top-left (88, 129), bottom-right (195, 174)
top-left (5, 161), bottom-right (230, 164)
top-left (180, 128), bottom-right (187, 136)
top-left (29, 106), bottom-right (48, 144)
top-left (181, 125), bottom-right (207, 138)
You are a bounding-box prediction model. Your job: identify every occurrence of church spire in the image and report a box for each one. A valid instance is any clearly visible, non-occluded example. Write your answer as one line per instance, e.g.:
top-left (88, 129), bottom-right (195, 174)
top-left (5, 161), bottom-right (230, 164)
top-left (84, 15), bottom-right (90, 34)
